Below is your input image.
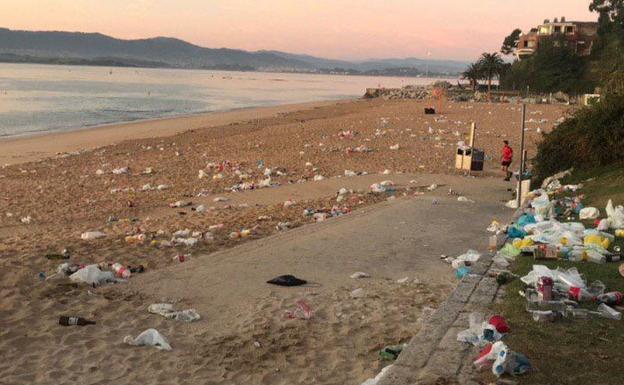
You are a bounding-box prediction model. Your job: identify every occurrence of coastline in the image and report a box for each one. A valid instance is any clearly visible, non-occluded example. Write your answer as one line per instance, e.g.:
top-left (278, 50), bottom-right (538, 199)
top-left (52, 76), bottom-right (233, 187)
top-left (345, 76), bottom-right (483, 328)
top-left (0, 98), bottom-right (355, 166)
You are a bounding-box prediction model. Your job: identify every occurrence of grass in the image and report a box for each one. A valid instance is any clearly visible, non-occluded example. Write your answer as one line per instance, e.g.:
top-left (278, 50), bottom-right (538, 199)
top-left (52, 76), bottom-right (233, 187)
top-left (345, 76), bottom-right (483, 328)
top-left (488, 165), bottom-right (624, 385)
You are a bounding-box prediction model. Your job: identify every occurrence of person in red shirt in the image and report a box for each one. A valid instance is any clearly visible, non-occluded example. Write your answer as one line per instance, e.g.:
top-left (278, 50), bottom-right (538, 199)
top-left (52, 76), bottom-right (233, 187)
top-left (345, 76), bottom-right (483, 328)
top-left (501, 140), bottom-right (513, 181)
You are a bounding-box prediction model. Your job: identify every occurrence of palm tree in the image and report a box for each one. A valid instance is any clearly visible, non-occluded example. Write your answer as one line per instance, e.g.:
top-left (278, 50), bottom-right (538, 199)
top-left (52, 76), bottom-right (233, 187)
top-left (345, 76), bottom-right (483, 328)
top-left (462, 63), bottom-right (482, 91)
top-left (477, 52), bottom-right (505, 101)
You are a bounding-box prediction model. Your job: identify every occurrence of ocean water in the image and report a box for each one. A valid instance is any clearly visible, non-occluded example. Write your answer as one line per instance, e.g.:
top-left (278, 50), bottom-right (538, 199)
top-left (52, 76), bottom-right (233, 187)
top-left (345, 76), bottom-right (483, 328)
top-left (0, 63), bottom-right (449, 137)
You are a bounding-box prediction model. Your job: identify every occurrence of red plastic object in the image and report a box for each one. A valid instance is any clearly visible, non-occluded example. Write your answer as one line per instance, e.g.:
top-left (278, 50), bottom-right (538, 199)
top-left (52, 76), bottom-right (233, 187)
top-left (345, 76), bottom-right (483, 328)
top-left (488, 315), bottom-right (510, 333)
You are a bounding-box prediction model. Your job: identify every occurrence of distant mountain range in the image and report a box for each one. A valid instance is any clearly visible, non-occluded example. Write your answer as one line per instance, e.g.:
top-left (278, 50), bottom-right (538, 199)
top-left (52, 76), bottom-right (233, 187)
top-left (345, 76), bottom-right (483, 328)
top-left (0, 28), bottom-right (469, 76)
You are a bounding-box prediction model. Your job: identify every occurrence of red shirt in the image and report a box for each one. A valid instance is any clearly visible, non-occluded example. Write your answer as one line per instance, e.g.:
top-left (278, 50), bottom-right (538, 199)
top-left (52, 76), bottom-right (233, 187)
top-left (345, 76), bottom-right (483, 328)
top-left (502, 145), bottom-right (513, 162)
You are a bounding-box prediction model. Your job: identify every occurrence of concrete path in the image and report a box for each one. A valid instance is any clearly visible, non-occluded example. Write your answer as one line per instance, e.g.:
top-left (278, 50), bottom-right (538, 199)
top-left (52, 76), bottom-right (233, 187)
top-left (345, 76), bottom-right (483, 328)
top-left (129, 175), bottom-right (513, 329)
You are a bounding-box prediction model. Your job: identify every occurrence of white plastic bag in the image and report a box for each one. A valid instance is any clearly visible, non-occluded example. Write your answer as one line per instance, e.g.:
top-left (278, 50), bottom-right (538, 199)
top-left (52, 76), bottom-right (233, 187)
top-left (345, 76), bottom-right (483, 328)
top-left (123, 329), bottom-right (172, 350)
top-left (148, 303), bottom-right (201, 322)
top-left (69, 265), bottom-right (115, 285)
top-left (606, 200), bottom-right (624, 229)
top-left (579, 207), bottom-right (600, 220)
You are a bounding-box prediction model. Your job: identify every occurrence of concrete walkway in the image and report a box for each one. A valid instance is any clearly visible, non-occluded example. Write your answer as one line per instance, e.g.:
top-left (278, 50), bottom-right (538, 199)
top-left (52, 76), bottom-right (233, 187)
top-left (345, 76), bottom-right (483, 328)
top-left (126, 174), bottom-right (514, 384)
top-left (130, 175), bottom-right (512, 328)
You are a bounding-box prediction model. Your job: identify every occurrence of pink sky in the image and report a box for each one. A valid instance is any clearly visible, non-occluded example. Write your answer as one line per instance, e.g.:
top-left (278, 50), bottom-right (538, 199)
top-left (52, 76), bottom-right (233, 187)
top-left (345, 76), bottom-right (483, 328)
top-left (1, 0), bottom-right (597, 61)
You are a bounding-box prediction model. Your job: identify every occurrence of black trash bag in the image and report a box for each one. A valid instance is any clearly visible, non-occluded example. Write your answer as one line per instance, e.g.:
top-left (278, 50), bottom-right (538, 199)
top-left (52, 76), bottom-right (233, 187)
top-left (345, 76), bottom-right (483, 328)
top-left (266, 274), bottom-right (307, 287)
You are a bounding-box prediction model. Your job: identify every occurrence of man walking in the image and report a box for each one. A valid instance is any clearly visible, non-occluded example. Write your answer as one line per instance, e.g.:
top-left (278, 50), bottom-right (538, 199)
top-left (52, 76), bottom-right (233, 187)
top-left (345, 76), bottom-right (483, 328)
top-left (501, 140), bottom-right (513, 181)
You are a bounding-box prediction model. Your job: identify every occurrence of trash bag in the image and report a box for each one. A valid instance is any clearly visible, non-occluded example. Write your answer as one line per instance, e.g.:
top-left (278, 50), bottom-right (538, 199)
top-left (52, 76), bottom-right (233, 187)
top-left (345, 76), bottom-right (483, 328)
top-left (606, 200), bottom-right (624, 229)
top-left (267, 274), bottom-right (307, 287)
top-left (499, 243), bottom-right (521, 259)
top-left (123, 328), bottom-right (172, 350)
top-left (507, 225), bottom-right (527, 239)
top-left (69, 265), bottom-right (115, 286)
top-left (517, 214), bottom-right (536, 228)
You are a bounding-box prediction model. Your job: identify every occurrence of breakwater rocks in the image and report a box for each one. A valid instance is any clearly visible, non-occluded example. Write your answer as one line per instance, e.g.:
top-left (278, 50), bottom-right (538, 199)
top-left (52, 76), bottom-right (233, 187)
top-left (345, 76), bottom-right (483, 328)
top-left (363, 81), bottom-right (474, 102)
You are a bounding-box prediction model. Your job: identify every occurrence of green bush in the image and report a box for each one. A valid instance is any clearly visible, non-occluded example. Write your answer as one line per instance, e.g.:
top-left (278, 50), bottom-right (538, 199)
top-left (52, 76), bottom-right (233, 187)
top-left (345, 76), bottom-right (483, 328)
top-left (533, 93), bottom-right (624, 181)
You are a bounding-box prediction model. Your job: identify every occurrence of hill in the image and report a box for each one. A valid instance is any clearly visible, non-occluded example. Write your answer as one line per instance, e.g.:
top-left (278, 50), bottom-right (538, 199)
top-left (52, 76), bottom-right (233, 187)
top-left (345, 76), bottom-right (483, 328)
top-left (0, 28), bottom-right (468, 75)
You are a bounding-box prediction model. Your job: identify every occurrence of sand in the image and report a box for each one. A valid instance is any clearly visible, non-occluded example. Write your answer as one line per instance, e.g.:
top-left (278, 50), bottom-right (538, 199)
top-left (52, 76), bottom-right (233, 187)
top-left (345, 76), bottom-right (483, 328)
top-left (0, 98), bottom-right (572, 385)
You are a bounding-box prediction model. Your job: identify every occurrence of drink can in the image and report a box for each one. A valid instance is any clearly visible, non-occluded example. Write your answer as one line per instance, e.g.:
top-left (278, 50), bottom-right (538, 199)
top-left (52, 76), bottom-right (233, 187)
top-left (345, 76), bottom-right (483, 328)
top-left (537, 276), bottom-right (553, 301)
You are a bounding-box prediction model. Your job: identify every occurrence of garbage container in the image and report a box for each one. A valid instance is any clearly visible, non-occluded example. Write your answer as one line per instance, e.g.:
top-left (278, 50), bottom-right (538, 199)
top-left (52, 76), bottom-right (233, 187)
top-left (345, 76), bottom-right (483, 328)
top-left (455, 147), bottom-right (484, 172)
top-left (455, 147), bottom-right (472, 171)
top-left (470, 149), bottom-right (484, 171)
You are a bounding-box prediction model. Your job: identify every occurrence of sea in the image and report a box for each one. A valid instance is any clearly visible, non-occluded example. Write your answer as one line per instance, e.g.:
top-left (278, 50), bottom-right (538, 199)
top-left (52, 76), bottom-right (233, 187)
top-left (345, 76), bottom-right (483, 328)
top-left (0, 63), bottom-right (452, 138)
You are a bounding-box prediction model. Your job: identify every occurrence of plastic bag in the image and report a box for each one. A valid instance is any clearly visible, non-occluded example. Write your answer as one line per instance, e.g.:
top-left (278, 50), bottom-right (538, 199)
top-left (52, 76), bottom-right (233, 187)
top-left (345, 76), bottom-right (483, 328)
top-left (123, 329), bottom-right (172, 350)
top-left (579, 207), bottom-right (600, 220)
top-left (606, 200), bottom-right (624, 229)
top-left (517, 214), bottom-right (536, 228)
top-left (69, 265), bottom-right (115, 285)
top-left (148, 304), bottom-right (200, 322)
top-left (498, 243), bottom-right (521, 259)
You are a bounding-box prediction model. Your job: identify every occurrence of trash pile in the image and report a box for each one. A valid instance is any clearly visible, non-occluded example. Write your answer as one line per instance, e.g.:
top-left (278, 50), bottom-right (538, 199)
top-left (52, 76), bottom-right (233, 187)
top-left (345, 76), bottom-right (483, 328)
top-left (457, 313), bottom-right (532, 377)
top-left (441, 249), bottom-right (481, 279)
top-left (520, 264), bottom-right (622, 321)
top-left (44, 261), bottom-right (146, 286)
top-left (496, 175), bottom-right (624, 323)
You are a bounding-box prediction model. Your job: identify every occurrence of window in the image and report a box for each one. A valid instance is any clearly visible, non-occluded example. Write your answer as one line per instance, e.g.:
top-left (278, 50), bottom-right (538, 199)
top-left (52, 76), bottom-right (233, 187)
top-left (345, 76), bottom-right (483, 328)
top-left (565, 26), bottom-right (574, 34)
top-left (523, 40), bottom-right (529, 48)
top-left (554, 26), bottom-right (562, 33)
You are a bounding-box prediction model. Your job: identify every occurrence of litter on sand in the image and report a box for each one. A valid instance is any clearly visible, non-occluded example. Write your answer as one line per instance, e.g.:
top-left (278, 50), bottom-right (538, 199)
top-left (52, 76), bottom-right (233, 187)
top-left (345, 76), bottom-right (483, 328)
top-left (123, 329), bottom-right (172, 351)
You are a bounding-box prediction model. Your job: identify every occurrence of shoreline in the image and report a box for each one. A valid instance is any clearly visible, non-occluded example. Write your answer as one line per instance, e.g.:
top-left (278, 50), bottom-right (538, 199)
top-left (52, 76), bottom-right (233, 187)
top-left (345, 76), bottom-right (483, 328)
top-left (0, 98), bottom-right (355, 166)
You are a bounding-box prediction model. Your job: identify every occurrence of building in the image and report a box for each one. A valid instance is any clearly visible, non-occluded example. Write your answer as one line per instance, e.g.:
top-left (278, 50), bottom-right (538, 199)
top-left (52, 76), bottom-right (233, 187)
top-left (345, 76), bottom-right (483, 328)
top-left (516, 17), bottom-right (598, 60)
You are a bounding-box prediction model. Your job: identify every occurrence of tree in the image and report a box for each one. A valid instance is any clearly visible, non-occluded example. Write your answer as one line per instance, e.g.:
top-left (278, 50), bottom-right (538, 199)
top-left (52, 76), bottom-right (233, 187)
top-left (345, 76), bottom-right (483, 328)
top-left (501, 28), bottom-right (523, 55)
top-left (590, 0), bottom-right (624, 25)
top-left (477, 52), bottom-right (505, 100)
top-left (461, 63), bottom-right (482, 91)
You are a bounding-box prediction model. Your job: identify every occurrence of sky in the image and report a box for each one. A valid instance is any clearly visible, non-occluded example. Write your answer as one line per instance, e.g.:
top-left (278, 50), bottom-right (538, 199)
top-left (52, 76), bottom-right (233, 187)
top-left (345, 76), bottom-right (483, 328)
top-left (1, 0), bottom-right (597, 61)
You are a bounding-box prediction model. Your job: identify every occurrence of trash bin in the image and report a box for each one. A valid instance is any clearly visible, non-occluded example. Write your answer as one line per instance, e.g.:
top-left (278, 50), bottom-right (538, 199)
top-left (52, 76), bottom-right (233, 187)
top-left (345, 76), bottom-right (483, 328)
top-left (455, 147), bottom-right (484, 172)
top-left (455, 147), bottom-right (472, 171)
top-left (470, 149), bottom-right (484, 171)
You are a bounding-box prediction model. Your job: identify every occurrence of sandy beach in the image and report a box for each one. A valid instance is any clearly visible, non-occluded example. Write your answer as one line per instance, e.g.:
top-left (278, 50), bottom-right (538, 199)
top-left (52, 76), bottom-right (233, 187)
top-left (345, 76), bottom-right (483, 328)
top-left (0, 98), bottom-right (572, 385)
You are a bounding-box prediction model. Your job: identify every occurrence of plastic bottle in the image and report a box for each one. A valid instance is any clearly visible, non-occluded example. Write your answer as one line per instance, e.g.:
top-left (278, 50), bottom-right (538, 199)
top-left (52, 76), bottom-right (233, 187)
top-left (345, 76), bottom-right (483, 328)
top-left (59, 316), bottom-right (96, 326)
top-left (568, 287), bottom-right (595, 302)
top-left (595, 291), bottom-right (623, 306)
top-left (597, 303), bottom-right (622, 320)
top-left (111, 263), bottom-right (131, 279)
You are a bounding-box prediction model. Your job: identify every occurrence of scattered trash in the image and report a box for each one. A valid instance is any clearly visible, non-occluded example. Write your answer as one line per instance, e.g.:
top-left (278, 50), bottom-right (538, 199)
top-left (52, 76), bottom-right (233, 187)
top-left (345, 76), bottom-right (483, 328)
top-left (350, 272), bottom-right (370, 279)
top-left (59, 316), bottom-right (96, 326)
top-left (148, 304), bottom-right (200, 322)
top-left (69, 265), bottom-right (115, 286)
top-left (80, 231), bottom-right (106, 240)
top-left (457, 312), bottom-right (505, 347)
top-left (579, 207), bottom-right (600, 220)
top-left (267, 275), bottom-right (307, 287)
top-left (379, 344), bottom-right (405, 360)
top-left (123, 329), bottom-right (172, 351)
top-left (285, 299), bottom-right (313, 320)
top-left (457, 196), bottom-right (474, 203)
top-left (351, 288), bottom-right (365, 298)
